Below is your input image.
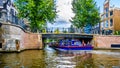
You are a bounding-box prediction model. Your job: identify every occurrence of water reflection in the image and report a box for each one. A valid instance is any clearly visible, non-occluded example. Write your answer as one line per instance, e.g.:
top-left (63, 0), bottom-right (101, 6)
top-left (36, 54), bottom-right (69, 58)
top-left (0, 46), bottom-right (120, 68)
top-left (0, 50), bottom-right (46, 68)
top-left (75, 53), bottom-right (94, 68)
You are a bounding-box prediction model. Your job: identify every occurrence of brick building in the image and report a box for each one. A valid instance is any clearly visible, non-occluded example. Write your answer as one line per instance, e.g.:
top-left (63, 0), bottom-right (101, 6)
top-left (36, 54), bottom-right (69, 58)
top-left (101, 0), bottom-right (120, 35)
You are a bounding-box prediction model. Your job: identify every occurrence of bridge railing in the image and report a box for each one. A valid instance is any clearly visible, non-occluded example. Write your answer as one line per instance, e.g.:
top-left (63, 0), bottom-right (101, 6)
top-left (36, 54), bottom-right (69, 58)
top-left (40, 27), bottom-right (80, 33)
top-left (39, 27), bottom-right (100, 35)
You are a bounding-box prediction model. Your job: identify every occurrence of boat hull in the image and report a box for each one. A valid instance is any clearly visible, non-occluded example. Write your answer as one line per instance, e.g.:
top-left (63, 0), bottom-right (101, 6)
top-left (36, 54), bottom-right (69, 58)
top-left (55, 46), bottom-right (93, 51)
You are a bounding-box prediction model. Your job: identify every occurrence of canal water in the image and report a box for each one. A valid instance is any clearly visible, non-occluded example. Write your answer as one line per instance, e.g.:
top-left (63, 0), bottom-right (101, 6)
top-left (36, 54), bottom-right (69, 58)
top-left (0, 45), bottom-right (120, 68)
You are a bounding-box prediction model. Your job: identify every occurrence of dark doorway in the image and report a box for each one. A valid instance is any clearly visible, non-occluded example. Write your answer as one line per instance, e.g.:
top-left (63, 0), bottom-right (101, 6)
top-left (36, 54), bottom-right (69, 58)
top-left (0, 43), bottom-right (2, 48)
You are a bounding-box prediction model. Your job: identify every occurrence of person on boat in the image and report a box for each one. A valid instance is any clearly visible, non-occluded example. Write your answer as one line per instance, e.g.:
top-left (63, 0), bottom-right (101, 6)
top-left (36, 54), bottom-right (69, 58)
top-left (86, 41), bottom-right (91, 46)
top-left (82, 40), bottom-right (86, 46)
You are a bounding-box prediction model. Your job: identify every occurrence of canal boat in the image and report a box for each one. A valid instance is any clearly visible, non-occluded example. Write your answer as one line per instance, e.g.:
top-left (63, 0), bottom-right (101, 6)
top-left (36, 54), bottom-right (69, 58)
top-left (54, 39), bottom-right (93, 51)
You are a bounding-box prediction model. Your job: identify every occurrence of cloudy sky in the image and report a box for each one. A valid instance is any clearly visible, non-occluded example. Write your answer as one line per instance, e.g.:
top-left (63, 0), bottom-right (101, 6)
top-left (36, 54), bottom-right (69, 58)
top-left (47, 0), bottom-right (120, 28)
top-left (56, 0), bottom-right (74, 22)
top-left (47, 0), bottom-right (74, 28)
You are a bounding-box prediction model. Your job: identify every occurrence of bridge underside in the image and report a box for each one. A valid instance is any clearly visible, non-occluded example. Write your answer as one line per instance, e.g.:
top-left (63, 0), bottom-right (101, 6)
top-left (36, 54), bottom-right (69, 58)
top-left (42, 34), bottom-right (93, 39)
top-left (42, 34), bottom-right (93, 47)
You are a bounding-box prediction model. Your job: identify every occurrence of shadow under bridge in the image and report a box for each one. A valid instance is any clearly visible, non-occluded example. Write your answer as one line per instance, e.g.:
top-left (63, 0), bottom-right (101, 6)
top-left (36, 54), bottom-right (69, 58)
top-left (42, 33), bottom-right (94, 47)
top-left (42, 33), bottom-right (93, 39)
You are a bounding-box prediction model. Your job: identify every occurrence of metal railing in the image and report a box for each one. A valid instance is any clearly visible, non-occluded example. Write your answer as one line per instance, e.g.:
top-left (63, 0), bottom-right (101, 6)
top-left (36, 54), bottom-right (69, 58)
top-left (38, 27), bottom-right (101, 35)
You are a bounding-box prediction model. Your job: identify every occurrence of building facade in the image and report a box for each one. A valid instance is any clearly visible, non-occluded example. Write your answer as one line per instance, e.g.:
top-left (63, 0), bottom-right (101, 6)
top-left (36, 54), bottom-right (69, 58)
top-left (101, 0), bottom-right (120, 35)
top-left (0, 0), bottom-right (26, 29)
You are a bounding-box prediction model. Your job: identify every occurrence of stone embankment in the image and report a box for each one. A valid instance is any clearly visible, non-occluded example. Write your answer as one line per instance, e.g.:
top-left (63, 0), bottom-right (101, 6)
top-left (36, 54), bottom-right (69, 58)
top-left (0, 23), bottom-right (42, 52)
top-left (94, 35), bottom-right (120, 49)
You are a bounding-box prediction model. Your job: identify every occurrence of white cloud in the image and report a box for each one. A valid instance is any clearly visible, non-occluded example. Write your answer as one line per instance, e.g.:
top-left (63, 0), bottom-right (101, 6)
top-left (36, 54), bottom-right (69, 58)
top-left (47, 22), bottom-right (71, 28)
top-left (47, 19), bottom-right (71, 28)
top-left (47, 0), bottom-right (74, 28)
top-left (56, 0), bottom-right (74, 22)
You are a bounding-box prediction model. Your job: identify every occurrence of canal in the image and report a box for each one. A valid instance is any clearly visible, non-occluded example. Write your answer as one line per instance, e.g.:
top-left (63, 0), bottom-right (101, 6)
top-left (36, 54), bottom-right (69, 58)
top-left (0, 46), bottom-right (120, 68)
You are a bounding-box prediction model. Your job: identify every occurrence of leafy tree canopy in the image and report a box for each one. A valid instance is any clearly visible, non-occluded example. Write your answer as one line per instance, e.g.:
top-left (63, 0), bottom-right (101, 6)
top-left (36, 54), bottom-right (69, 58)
top-left (15, 0), bottom-right (56, 32)
top-left (71, 0), bottom-right (100, 31)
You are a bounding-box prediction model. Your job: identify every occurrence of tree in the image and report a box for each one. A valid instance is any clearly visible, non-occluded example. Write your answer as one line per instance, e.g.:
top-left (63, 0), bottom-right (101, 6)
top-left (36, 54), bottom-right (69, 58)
top-left (69, 25), bottom-right (75, 33)
top-left (15, 0), bottom-right (56, 32)
top-left (54, 28), bottom-right (60, 34)
top-left (114, 30), bottom-right (120, 35)
top-left (71, 0), bottom-right (100, 33)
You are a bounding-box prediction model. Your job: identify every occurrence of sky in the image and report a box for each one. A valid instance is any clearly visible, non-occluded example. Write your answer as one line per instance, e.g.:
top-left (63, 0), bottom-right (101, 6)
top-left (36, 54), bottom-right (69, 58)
top-left (95, 0), bottom-right (120, 13)
top-left (47, 0), bottom-right (120, 28)
top-left (47, 0), bottom-right (74, 28)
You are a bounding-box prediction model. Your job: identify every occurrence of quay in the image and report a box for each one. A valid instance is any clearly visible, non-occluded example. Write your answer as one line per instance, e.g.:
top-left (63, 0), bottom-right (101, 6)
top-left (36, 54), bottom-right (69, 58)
top-left (0, 23), bottom-right (120, 52)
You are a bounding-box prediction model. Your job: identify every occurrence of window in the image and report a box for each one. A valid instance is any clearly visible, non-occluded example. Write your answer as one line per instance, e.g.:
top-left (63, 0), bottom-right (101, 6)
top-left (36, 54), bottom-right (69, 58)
top-left (0, 12), bottom-right (2, 18)
top-left (0, 1), bottom-right (3, 7)
top-left (105, 20), bottom-right (108, 28)
top-left (105, 8), bottom-right (109, 12)
top-left (7, 13), bottom-right (10, 21)
top-left (101, 22), bottom-right (104, 28)
top-left (15, 16), bottom-right (18, 24)
top-left (15, 12), bottom-right (17, 16)
top-left (110, 19), bottom-right (113, 26)
top-left (8, 0), bottom-right (11, 6)
top-left (110, 11), bottom-right (113, 16)
top-left (106, 13), bottom-right (108, 18)
top-left (10, 9), bottom-right (14, 15)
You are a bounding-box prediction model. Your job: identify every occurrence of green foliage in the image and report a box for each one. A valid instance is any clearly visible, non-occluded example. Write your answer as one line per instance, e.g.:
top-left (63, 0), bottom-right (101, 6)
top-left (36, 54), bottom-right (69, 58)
top-left (71, 0), bottom-right (100, 32)
top-left (63, 30), bottom-right (67, 33)
top-left (44, 38), bottom-right (52, 43)
top-left (62, 28), bottom-right (67, 33)
top-left (15, 0), bottom-right (56, 32)
top-left (114, 31), bottom-right (120, 35)
top-left (54, 28), bottom-right (60, 34)
top-left (69, 25), bottom-right (75, 33)
top-left (42, 29), bottom-right (46, 33)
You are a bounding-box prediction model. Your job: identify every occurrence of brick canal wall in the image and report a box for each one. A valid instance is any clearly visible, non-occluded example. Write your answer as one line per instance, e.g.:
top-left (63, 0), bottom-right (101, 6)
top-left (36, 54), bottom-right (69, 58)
top-left (94, 35), bottom-right (120, 48)
top-left (1, 24), bottom-right (42, 51)
top-left (21, 33), bottom-right (42, 50)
